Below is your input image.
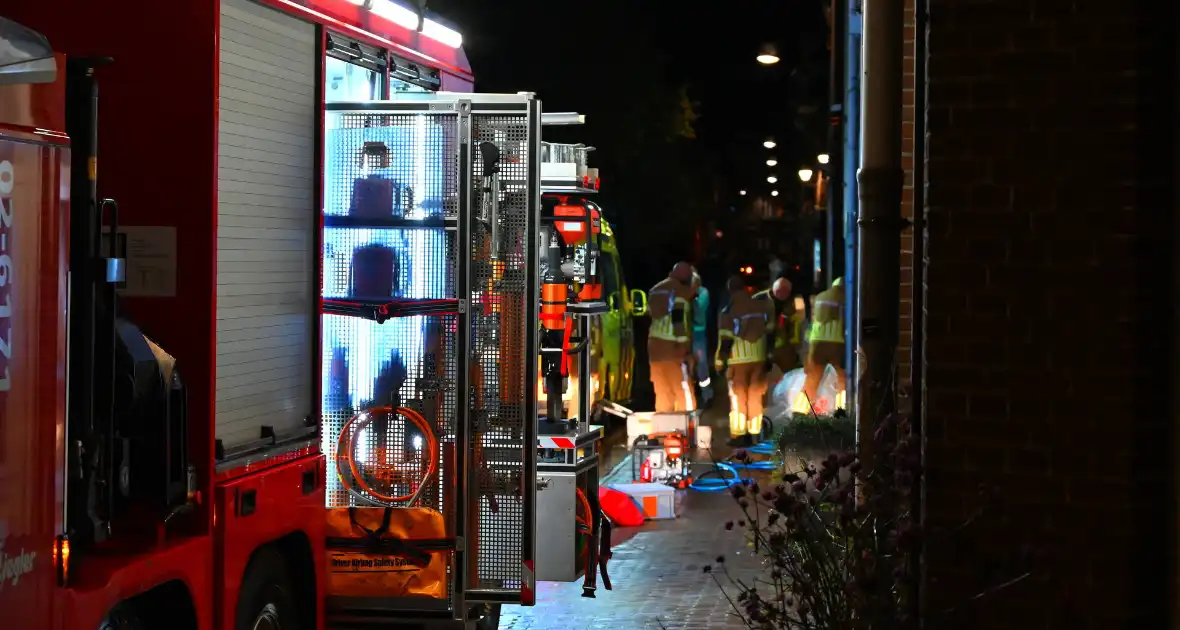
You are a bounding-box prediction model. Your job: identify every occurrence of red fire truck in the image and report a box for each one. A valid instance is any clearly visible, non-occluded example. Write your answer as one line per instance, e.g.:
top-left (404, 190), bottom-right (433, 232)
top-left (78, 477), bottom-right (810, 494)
top-left (0, 1), bottom-right (544, 629)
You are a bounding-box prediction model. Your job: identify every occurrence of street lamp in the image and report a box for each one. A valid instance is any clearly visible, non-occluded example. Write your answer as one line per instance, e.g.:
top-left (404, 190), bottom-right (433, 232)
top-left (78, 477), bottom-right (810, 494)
top-left (739, 190), bottom-right (747, 196)
top-left (817, 153), bottom-right (830, 165)
top-left (767, 175), bottom-right (778, 184)
top-left (763, 138), bottom-right (776, 149)
top-left (756, 44), bottom-right (780, 65)
top-left (766, 158), bottom-right (778, 167)
top-left (771, 190), bottom-right (780, 197)
top-left (798, 168), bottom-right (814, 182)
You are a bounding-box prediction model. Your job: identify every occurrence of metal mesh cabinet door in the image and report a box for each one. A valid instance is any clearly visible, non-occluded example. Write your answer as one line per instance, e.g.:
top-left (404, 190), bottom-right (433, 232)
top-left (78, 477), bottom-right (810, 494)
top-left (321, 103), bottom-right (462, 520)
top-left (454, 94), bottom-right (541, 608)
top-left (321, 103), bottom-right (462, 519)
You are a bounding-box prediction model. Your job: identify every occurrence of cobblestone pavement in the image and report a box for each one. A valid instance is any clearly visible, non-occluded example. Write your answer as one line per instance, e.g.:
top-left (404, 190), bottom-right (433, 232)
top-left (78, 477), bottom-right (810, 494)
top-left (500, 403), bottom-right (769, 630)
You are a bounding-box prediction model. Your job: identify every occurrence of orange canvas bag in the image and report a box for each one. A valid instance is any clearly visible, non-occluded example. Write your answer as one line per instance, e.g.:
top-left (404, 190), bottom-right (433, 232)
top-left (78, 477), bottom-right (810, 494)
top-left (325, 506), bottom-right (452, 600)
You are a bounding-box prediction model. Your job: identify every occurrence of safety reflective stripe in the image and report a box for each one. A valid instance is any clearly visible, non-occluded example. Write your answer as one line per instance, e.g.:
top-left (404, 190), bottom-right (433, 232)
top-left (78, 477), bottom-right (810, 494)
top-left (790, 315), bottom-right (805, 344)
top-left (680, 362), bottom-right (696, 411)
top-left (652, 317), bottom-right (692, 343)
top-left (808, 319), bottom-right (845, 343)
top-left (747, 414), bottom-right (763, 437)
top-left (729, 336), bottom-right (766, 364)
top-left (650, 315), bottom-right (677, 340)
top-left (715, 327), bottom-right (733, 367)
top-left (672, 297), bottom-right (690, 342)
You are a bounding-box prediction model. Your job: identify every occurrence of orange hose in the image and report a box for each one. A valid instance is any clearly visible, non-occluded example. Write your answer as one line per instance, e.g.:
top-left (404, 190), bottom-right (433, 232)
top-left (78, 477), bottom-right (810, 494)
top-left (336, 406), bottom-right (439, 504)
top-left (574, 488), bottom-right (593, 565)
top-left (574, 488), bottom-right (592, 528)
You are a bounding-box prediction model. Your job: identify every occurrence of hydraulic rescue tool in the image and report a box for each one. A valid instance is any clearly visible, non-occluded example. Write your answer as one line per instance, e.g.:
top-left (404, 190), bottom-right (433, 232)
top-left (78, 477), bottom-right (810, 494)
top-left (538, 194), bottom-right (605, 431)
top-left (534, 126), bottom-right (613, 596)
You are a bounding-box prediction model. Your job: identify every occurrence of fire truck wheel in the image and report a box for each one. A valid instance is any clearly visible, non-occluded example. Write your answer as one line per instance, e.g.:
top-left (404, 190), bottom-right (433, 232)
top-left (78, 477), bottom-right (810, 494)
top-left (236, 547), bottom-right (300, 630)
top-left (474, 604), bottom-right (501, 630)
top-left (99, 604), bottom-right (145, 630)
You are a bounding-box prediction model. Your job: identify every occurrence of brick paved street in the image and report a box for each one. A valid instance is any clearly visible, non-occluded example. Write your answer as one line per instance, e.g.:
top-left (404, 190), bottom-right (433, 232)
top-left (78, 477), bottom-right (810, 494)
top-left (500, 404), bottom-right (768, 630)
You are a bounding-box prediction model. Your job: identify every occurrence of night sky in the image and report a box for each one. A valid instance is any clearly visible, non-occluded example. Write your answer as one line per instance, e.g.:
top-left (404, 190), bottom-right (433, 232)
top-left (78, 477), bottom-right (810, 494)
top-left (431, 0), bottom-right (830, 291)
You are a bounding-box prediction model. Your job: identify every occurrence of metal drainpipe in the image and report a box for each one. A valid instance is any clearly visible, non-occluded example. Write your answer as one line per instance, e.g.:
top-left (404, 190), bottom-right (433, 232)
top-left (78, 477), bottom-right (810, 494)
top-left (844, 0), bottom-right (862, 403)
top-left (909, 0), bottom-right (929, 623)
top-left (827, 0), bottom-right (845, 289)
top-left (855, 0), bottom-right (905, 449)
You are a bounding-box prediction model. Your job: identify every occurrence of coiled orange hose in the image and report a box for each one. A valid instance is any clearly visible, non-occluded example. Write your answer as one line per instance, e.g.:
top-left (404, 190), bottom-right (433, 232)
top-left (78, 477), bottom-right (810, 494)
top-left (574, 487), bottom-right (593, 566)
top-left (336, 406), bottom-right (439, 505)
top-left (574, 488), bottom-right (592, 529)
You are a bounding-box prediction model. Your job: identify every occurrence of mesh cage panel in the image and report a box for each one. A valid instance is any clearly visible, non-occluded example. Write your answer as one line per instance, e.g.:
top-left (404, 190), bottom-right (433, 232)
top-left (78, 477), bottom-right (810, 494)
top-left (322, 110), bottom-right (460, 516)
top-left (322, 313), bottom-right (457, 512)
top-left (323, 228), bottom-right (453, 300)
top-left (467, 113), bottom-right (534, 590)
top-left (320, 99), bottom-right (538, 605)
top-left (325, 112), bottom-right (459, 219)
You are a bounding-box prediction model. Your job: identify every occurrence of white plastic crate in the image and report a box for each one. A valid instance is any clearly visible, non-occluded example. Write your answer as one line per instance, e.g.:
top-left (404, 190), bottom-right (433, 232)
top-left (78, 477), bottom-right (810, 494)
top-left (610, 482), bottom-right (677, 520)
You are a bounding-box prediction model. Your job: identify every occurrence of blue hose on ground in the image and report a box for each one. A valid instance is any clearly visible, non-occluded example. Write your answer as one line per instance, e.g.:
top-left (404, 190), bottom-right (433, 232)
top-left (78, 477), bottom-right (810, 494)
top-left (727, 459), bottom-right (778, 470)
top-left (689, 462), bottom-right (752, 492)
top-left (726, 436), bottom-right (778, 469)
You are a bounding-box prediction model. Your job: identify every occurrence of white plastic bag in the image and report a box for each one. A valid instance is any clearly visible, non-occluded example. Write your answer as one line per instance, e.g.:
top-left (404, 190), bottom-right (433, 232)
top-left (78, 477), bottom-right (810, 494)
top-left (768, 366), bottom-right (844, 417)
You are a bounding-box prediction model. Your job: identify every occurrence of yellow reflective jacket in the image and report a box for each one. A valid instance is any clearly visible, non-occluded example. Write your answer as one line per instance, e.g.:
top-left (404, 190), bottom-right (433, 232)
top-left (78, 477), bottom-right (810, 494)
top-left (808, 285), bottom-right (845, 344)
top-left (752, 289), bottom-right (796, 350)
top-left (789, 311), bottom-right (805, 345)
top-left (648, 277), bottom-right (692, 344)
top-left (715, 292), bottom-right (773, 367)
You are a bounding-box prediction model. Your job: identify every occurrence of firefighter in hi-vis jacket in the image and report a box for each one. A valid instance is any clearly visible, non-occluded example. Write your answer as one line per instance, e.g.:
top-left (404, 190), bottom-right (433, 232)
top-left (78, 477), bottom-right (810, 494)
top-left (648, 262), bottom-right (696, 412)
top-left (802, 277), bottom-right (847, 408)
top-left (753, 278), bottom-right (797, 373)
top-left (716, 276), bottom-right (775, 446)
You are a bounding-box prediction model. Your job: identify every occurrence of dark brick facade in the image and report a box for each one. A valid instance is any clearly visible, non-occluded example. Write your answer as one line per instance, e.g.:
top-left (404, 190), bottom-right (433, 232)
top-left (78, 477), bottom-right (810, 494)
top-left (898, 0), bottom-right (917, 400)
top-left (917, 1), bottom-right (1175, 628)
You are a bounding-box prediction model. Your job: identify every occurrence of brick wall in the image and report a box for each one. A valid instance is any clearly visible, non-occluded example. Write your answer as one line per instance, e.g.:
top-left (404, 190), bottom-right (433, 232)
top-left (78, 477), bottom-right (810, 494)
top-left (897, 0), bottom-right (917, 407)
top-left (920, 1), bottom-right (1174, 628)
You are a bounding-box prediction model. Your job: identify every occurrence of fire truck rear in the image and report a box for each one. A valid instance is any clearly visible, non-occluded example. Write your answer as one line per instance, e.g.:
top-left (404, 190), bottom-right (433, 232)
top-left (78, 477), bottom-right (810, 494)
top-left (0, 1), bottom-right (555, 628)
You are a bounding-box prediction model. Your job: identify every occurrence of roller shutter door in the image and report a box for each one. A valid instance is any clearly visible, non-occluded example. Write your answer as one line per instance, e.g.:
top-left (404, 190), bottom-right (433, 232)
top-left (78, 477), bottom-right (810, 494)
top-left (216, 0), bottom-right (317, 448)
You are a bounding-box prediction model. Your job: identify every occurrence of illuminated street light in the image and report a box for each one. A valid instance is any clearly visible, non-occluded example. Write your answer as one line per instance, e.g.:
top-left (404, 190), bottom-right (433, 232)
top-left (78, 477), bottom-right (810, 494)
top-left (763, 138), bottom-right (777, 149)
top-left (817, 153), bottom-right (830, 165)
top-left (739, 190), bottom-right (747, 196)
top-left (767, 175), bottom-right (778, 184)
top-left (766, 158), bottom-right (778, 167)
top-left (757, 44), bottom-right (780, 65)
top-left (798, 168), bottom-right (814, 182)
top-left (771, 190), bottom-right (780, 197)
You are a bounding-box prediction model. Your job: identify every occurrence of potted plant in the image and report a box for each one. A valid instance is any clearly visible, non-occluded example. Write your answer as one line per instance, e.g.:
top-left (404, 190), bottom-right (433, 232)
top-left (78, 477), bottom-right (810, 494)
top-left (707, 412), bottom-right (1035, 629)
